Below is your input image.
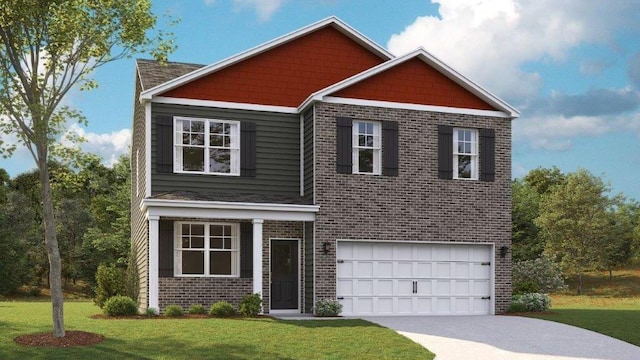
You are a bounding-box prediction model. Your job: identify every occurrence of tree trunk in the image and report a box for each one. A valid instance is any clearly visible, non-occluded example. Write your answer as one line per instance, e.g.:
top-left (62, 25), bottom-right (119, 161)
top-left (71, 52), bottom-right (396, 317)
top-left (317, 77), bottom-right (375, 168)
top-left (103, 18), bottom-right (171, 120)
top-left (609, 269), bottom-right (613, 283)
top-left (576, 273), bottom-right (582, 295)
top-left (38, 154), bottom-right (65, 338)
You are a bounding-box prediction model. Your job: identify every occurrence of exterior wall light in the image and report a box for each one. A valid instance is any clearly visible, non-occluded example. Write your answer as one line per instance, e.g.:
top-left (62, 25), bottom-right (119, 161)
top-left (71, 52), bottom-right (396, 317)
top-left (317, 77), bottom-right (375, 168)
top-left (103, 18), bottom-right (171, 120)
top-left (322, 242), bottom-right (331, 255)
top-left (500, 246), bottom-right (509, 258)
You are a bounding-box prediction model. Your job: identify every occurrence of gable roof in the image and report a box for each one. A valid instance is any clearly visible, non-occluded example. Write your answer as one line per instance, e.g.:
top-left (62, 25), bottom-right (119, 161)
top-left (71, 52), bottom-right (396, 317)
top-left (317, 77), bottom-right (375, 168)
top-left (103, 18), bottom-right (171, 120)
top-left (301, 48), bottom-right (520, 118)
top-left (140, 16), bottom-right (393, 101)
top-left (136, 59), bottom-right (204, 91)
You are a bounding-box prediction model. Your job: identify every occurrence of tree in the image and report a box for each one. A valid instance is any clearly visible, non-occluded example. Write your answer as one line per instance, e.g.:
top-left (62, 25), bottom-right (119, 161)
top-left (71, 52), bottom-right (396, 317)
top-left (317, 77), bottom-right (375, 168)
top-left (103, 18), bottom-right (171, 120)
top-left (524, 166), bottom-right (566, 195)
top-left (512, 179), bottom-right (543, 261)
top-left (0, 0), bottom-right (174, 337)
top-left (536, 169), bottom-right (613, 294)
top-left (602, 201), bottom-right (639, 281)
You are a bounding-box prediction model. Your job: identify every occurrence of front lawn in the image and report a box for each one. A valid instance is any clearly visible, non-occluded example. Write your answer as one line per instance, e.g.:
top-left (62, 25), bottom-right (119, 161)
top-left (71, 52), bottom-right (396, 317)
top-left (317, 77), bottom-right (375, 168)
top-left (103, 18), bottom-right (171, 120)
top-left (525, 268), bottom-right (640, 347)
top-left (0, 301), bottom-right (434, 359)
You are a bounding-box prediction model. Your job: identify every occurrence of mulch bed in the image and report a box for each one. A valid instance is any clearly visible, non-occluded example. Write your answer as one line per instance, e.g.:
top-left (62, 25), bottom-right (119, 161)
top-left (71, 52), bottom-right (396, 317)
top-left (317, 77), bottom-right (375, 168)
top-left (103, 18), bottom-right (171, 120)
top-left (14, 331), bottom-right (105, 347)
top-left (89, 314), bottom-right (269, 320)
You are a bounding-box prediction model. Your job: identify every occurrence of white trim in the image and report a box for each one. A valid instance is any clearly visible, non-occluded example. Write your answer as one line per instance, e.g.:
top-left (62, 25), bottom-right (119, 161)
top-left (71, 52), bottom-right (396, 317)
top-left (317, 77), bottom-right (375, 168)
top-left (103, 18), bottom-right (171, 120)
top-left (312, 106), bottom-right (316, 205)
top-left (140, 17), bottom-right (392, 100)
top-left (252, 219), bottom-right (264, 303)
top-left (144, 101), bottom-right (152, 197)
top-left (320, 97), bottom-right (512, 118)
top-left (336, 239), bottom-right (495, 246)
top-left (269, 238), bottom-right (302, 313)
top-left (312, 222), bottom-right (316, 314)
top-left (142, 198), bottom-right (319, 213)
top-left (490, 243), bottom-right (496, 315)
top-left (153, 96), bottom-right (298, 114)
top-left (299, 48), bottom-right (519, 119)
top-left (453, 128), bottom-right (479, 180)
top-left (148, 215), bottom-right (159, 310)
top-left (135, 149), bottom-right (140, 198)
top-left (352, 120), bottom-right (381, 175)
top-left (299, 113), bottom-right (304, 196)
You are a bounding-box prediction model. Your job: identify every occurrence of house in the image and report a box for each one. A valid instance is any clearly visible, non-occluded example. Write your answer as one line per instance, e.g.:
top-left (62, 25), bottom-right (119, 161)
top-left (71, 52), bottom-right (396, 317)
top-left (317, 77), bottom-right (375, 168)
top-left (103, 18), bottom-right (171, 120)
top-left (131, 17), bottom-right (519, 316)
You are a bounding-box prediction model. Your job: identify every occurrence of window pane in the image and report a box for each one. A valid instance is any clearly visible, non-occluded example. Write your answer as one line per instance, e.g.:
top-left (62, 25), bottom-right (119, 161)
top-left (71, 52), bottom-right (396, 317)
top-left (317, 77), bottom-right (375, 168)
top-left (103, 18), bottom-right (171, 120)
top-left (210, 134), bottom-right (223, 147)
top-left (458, 155), bottom-right (472, 178)
top-left (210, 122), bottom-right (223, 135)
top-left (191, 224), bottom-right (204, 236)
top-left (359, 149), bottom-right (373, 173)
top-left (210, 149), bottom-right (231, 173)
top-left (365, 135), bottom-right (373, 147)
top-left (190, 133), bottom-right (204, 146)
top-left (464, 142), bottom-right (471, 154)
top-left (465, 131), bottom-right (472, 142)
top-left (191, 237), bottom-right (205, 248)
top-left (210, 252), bottom-right (232, 275)
top-left (223, 123), bottom-right (230, 135)
top-left (177, 120), bottom-right (188, 132)
top-left (223, 225), bottom-right (231, 236)
top-left (191, 121), bottom-right (204, 133)
top-left (181, 237), bottom-right (189, 248)
top-left (182, 147), bottom-right (204, 171)
top-left (211, 225), bottom-right (223, 237)
top-left (358, 134), bottom-right (366, 147)
top-left (358, 122), bottom-right (366, 133)
top-left (182, 133), bottom-right (190, 145)
top-left (182, 251), bottom-right (204, 274)
top-left (210, 237), bottom-right (223, 249)
top-left (366, 122), bottom-right (373, 134)
top-left (458, 131), bottom-right (465, 141)
top-left (181, 224), bottom-right (189, 234)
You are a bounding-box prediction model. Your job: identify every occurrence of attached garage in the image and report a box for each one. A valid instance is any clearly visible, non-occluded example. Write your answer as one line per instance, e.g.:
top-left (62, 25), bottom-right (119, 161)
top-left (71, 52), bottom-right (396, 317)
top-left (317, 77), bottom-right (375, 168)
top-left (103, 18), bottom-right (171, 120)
top-left (337, 241), bottom-right (493, 316)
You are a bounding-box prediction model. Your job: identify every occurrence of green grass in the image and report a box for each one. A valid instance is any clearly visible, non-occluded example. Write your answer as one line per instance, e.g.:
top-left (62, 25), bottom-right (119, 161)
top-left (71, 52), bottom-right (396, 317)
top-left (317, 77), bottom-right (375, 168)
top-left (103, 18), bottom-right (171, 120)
top-left (525, 267), bottom-right (640, 346)
top-left (0, 301), bottom-right (434, 359)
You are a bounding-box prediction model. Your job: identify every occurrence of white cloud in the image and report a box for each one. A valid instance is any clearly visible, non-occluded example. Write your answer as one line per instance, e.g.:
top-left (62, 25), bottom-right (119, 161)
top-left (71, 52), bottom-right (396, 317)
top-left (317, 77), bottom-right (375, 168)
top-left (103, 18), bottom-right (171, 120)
top-left (513, 113), bottom-right (640, 151)
top-left (232, 0), bottom-right (285, 21)
top-left (387, 0), bottom-right (633, 104)
top-left (63, 124), bottom-right (131, 166)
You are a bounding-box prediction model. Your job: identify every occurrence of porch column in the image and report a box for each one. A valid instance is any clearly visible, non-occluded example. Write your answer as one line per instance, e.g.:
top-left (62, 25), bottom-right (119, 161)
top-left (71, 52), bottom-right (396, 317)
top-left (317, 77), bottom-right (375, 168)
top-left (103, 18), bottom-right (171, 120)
top-left (252, 219), bottom-right (264, 297)
top-left (148, 215), bottom-right (159, 311)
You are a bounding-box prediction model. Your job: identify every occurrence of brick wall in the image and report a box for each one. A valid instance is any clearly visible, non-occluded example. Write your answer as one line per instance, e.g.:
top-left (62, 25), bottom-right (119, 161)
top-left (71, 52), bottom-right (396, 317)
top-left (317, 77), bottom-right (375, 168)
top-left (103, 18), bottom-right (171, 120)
top-left (313, 102), bottom-right (512, 313)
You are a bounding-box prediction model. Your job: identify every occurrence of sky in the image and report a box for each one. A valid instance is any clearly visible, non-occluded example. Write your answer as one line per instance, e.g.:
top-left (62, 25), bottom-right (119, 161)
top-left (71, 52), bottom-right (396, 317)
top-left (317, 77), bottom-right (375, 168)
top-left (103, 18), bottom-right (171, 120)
top-left (1, 0), bottom-right (639, 200)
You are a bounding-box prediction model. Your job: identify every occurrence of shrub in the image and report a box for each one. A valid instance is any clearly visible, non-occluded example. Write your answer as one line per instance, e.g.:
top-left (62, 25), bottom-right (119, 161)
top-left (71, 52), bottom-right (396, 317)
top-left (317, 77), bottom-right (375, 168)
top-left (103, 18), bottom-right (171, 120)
top-left (145, 307), bottom-right (158, 316)
top-left (512, 256), bottom-right (566, 295)
top-left (164, 305), bottom-right (184, 317)
top-left (209, 301), bottom-right (236, 317)
top-left (509, 293), bottom-right (551, 312)
top-left (94, 263), bottom-right (125, 308)
top-left (315, 299), bottom-right (343, 317)
top-left (103, 295), bottom-right (138, 316)
top-left (188, 304), bottom-right (206, 315)
top-left (239, 293), bottom-right (262, 317)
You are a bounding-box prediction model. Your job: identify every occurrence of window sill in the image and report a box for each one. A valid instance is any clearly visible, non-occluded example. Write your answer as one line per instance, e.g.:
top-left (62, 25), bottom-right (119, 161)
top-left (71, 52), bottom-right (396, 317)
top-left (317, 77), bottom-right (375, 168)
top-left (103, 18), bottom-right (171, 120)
top-left (173, 170), bottom-right (240, 177)
top-left (173, 274), bottom-right (240, 278)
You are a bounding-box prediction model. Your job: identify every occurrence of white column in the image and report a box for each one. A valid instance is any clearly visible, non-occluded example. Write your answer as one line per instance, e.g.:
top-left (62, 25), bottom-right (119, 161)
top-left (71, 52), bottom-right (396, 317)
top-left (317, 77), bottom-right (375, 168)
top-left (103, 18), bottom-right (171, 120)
top-left (252, 219), bottom-right (264, 298)
top-left (148, 215), bottom-right (160, 311)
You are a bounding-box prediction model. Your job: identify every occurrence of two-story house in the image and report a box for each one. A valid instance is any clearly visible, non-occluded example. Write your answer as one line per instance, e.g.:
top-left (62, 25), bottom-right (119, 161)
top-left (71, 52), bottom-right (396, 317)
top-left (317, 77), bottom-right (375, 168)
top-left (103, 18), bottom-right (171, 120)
top-left (131, 17), bottom-right (519, 316)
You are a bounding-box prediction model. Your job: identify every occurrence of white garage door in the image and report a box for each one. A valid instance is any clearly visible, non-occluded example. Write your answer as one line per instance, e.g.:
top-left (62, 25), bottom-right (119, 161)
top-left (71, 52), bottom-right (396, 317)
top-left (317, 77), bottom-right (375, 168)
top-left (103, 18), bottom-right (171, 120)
top-left (337, 241), bottom-right (493, 316)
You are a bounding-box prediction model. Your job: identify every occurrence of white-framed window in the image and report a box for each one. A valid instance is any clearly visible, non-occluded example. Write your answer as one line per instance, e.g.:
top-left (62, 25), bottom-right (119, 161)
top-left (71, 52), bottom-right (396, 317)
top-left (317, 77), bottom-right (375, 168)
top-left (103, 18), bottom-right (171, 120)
top-left (352, 121), bottom-right (381, 174)
top-left (174, 117), bottom-right (240, 176)
top-left (453, 128), bottom-right (478, 180)
top-left (174, 222), bottom-right (240, 277)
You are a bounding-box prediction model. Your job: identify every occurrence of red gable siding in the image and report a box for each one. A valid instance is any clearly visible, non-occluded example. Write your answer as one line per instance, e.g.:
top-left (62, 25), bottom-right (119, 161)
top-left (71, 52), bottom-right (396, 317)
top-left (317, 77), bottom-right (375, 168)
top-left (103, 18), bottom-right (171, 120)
top-left (161, 26), bottom-right (385, 107)
top-left (331, 58), bottom-right (497, 111)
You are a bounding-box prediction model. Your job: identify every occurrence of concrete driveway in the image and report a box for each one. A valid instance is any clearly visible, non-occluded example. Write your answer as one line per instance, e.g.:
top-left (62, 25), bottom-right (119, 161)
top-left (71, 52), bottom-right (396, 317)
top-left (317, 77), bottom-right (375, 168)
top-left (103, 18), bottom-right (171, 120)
top-left (362, 315), bottom-right (640, 360)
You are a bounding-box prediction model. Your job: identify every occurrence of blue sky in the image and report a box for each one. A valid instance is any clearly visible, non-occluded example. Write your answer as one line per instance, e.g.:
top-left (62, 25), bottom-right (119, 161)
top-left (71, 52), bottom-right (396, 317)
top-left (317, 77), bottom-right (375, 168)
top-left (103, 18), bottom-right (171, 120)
top-left (2, 0), bottom-right (639, 200)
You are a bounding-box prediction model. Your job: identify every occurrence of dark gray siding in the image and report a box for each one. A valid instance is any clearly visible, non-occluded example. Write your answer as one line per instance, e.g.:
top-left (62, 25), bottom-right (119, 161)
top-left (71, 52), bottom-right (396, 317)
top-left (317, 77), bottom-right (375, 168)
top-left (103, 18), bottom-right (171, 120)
top-left (304, 221), bottom-right (314, 313)
top-left (303, 107), bottom-right (314, 202)
top-left (151, 104), bottom-right (300, 196)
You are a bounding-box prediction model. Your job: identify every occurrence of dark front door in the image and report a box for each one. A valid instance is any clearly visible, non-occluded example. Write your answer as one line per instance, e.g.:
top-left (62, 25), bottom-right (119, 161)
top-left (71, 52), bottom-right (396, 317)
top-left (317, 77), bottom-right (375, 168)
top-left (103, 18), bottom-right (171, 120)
top-left (271, 240), bottom-right (298, 310)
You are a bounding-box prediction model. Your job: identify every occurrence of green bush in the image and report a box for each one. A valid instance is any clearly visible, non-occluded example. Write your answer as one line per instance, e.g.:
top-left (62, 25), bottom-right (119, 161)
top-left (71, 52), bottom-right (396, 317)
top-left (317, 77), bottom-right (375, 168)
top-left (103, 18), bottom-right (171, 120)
top-left (512, 256), bottom-right (566, 295)
top-left (164, 305), bottom-right (184, 317)
top-left (209, 301), bottom-right (236, 317)
top-left (103, 295), bottom-right (138, 316)
top-left (94, 263), bottom-right (125, 308)
top-left (315, 299), bottom-right (343, 317)
top-left (145, 307), bottom-right (157, 316)
top-left (239, 293), bottom-right (262, 317)
top-left (188, 304), bottom-right (206, 315)
top-left (509, 293), bottom-right (551, 312)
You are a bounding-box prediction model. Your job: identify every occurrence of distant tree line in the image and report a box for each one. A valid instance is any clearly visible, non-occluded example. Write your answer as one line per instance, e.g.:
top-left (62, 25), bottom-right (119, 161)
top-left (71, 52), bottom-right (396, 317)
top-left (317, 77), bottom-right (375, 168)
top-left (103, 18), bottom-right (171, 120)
top-left (0, 154), bottom-right (130, 296)
top-left (513, 167), bottom-right (640, 294)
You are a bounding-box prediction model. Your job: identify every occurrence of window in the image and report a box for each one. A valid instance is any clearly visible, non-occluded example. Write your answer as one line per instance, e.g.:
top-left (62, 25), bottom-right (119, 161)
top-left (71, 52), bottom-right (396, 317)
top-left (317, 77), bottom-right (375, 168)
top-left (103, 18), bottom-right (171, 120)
top-left (453, 128), bottom-right (478, 180)
top-left (352, 121), bottom-right (381, 174)
top-left (174, 222), bottom-right (239, 277)
top-left (174, 117), bottom-right (240, 175)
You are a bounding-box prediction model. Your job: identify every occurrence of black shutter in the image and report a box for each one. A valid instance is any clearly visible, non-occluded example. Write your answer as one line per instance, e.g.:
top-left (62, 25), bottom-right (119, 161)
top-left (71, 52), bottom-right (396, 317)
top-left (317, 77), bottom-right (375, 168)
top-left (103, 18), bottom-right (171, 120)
top-left (240, 222), bottom-right (253, 278)
top-left (156, 116), bottom-right (174, 173)
top-left (241, 122), bottom-right (257, 177)
top-left (158, 220), bottom-right (174, 277)
top-left (382, 121), bottom-right (399, 176)
top-left (336, 117), bottom-right (352, 174)
top-left (438, 125), bottom-right (454, 179)
top-left (480, 128), bottom-right (495, 182)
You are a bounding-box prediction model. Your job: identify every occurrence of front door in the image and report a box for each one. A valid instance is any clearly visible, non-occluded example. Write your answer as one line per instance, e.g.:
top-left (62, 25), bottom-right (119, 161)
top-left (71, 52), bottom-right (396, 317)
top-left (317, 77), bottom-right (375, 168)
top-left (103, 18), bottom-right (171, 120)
top-left (271, 240), bottom-right (298, 310)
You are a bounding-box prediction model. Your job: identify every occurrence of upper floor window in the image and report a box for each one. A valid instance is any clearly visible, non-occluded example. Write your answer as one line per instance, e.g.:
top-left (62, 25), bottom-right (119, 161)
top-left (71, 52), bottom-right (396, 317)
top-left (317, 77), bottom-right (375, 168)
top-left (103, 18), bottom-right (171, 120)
top-left (453, 128), bottom-right (478, 180)
top-left (174, 117), bottom-right (240, 176)
top-left (352, 121), bottom-right (381, 174)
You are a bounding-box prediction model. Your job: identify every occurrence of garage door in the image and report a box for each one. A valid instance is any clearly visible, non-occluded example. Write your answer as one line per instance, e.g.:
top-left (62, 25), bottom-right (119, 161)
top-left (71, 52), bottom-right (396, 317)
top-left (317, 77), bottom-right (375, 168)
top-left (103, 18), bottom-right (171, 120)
top-left (337, 241), bottom-right (492, 316)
